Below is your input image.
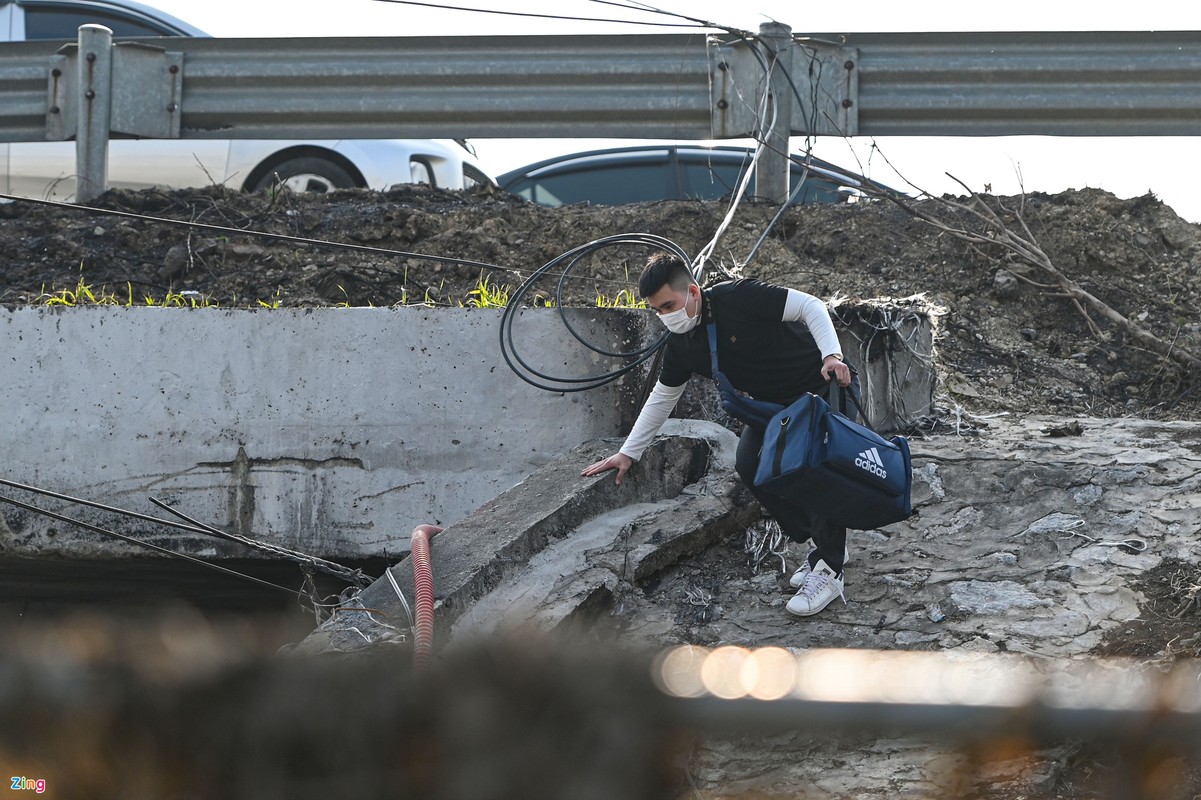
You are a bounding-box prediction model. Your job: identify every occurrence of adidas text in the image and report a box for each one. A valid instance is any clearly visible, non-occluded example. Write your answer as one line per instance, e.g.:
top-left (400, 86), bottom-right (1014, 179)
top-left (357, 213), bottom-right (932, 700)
top-left (855, 447), bottom-right (888, 478)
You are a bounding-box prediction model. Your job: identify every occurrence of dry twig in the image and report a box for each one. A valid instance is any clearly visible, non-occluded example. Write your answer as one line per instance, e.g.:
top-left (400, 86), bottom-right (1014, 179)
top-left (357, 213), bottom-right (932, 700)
top-left (875, 175), bottom-right (1201, 375)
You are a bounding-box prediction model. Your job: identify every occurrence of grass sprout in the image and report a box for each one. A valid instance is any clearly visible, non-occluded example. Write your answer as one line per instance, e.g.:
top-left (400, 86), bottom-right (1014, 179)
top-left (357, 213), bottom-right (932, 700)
top-left (595, 288), bottom-right (646, 309)
top-left (461, 273), bottom-right (511, 308)
top-left (38, 272), bottom-right (218, 308)
top-left (36, 265), bottom-right (644, 311)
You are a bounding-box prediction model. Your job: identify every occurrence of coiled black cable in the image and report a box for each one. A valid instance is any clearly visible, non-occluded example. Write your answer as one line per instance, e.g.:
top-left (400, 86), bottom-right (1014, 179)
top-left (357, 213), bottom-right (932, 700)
top-left (499, 232), bottom-right (697, 393)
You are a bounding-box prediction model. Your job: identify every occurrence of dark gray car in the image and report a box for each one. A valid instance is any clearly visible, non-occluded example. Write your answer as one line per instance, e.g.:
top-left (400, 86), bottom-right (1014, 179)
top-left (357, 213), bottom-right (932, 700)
top-left (497, 145), bottom-right (900, 207)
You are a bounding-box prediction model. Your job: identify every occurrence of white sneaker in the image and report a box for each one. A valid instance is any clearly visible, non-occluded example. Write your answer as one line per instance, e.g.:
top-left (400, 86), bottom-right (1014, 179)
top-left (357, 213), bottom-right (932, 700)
top-left (789, 538), bottom-right (852, 589)
top-left (787, 559), bottom-right (846, 617)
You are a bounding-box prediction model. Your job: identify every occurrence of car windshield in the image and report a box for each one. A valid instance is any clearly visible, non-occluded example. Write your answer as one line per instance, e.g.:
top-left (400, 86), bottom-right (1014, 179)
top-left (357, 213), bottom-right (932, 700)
top-left (679, 158), bottom-right (849, 204)
top-left (510, 161), bottom-right (671, 208)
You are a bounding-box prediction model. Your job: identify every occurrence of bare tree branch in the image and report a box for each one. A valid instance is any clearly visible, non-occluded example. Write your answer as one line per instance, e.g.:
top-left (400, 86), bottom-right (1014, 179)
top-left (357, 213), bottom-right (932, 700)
top-left (871, 176), bottom-right (1201, 375)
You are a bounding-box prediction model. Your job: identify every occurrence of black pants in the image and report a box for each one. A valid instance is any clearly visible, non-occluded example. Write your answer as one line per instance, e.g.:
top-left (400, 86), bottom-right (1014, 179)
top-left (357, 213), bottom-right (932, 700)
top-left (732, 379), bottom-right (860, 575)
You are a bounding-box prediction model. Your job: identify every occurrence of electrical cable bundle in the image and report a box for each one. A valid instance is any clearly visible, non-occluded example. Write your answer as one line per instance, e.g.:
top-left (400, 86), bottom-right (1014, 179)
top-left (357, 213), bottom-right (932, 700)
top-left (499, 233), bottom-right (694, 393)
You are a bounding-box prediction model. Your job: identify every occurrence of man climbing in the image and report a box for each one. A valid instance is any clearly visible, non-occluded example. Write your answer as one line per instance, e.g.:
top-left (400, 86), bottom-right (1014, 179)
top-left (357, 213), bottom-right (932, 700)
top-left (581, 252), bottom-right (856, 618)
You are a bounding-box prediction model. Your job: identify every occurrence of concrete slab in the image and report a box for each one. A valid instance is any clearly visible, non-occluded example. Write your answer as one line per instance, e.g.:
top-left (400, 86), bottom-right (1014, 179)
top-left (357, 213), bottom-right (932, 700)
top-left (297, 420), bottom-right (758, 653)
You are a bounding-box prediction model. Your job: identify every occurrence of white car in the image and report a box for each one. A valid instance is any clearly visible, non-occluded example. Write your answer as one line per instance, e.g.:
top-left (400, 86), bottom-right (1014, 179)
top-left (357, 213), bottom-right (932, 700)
top-left (0, 0), bottom-right (493, 198)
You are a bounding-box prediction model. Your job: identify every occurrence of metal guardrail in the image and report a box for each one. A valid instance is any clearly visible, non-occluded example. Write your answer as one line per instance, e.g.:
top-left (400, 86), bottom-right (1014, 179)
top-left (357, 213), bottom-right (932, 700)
top-left (0, 33), bottom-right (717, 143)
top-left (176, 33), bottom-right (717, 141)
top-left (1, 27), bottom-right (1199, 202)
top-left (2, 29), bottom-right (1200, 143)
top-left (835, 30), bottom-right (1201, 136)
top-left (0, 40), bottom-right (56, 144)
top-left (2, 28), bottom-right (1201, 142)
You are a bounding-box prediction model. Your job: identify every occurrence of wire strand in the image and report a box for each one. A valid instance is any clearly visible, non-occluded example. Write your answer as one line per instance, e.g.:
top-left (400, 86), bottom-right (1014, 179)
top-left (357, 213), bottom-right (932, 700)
top-left (369, 0), bottom-right (714, 29)
top-left (0, 491), bottom-right (303, 597)
top-left (585, 0), bottom-right (751, 36)
top-left (149, 497), bottom-right (371, 588)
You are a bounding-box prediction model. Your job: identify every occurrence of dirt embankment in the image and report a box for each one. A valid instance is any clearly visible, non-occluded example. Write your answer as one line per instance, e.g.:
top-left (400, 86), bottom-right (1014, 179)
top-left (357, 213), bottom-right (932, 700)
top-left (2, 184), bottom-right (1198, 423)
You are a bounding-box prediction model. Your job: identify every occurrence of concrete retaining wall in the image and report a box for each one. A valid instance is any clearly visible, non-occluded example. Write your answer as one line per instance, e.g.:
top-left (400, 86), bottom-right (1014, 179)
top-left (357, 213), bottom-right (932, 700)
top-left (0, 301), bottom-right (934, 563)
top-left (0, 306), bottom-right (647, 560)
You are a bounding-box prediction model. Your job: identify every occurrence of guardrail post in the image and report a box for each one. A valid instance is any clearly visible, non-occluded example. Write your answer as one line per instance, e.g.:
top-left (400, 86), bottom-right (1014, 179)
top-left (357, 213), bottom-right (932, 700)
top-left (754, 22), bottom-right (794, 204)
top-left (75, 24), bottom-right (113, 204)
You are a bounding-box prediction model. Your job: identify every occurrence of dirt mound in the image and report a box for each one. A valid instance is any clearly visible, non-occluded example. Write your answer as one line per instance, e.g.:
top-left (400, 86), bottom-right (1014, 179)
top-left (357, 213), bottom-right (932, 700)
top-left (1, 183), bottom-right (1199, 423)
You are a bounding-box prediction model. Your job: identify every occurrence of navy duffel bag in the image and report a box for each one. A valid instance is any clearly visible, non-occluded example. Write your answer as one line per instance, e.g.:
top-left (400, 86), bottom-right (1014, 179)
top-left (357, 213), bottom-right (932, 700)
top-left (753, 388), bottom-right (913, 530)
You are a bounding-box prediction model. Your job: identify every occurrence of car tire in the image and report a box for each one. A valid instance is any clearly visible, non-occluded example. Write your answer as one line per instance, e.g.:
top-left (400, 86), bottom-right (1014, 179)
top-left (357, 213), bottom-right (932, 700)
top-left (251, 157), bottom-right (359, 193)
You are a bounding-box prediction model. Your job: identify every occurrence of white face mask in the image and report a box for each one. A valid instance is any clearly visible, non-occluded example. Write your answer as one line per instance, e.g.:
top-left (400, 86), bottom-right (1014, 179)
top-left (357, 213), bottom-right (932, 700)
top-left (658, 290), bottom-right (699, 334)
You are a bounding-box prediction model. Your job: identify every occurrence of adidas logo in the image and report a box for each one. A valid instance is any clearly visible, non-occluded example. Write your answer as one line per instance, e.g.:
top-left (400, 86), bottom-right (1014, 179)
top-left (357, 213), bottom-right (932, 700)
top-left (855, 447), bottom-right (888, 478)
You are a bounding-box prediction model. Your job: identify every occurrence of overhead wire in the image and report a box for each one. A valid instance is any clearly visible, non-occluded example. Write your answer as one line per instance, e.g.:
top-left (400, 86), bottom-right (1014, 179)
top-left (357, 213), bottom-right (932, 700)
top-left (739, 38), bottom-right (831, 268)
top-left (678, 27), bottom-right (827, 277)
top-left (719, 31), bottom-right (887, 271)
top-left (369, 0), bottom-right (715, 29)
top-left (781, 36), bottom-right (908, 201)
top-left (692, 43), bottom-right (777, 280)
top-left (584, 0), bottom-right (752, 36)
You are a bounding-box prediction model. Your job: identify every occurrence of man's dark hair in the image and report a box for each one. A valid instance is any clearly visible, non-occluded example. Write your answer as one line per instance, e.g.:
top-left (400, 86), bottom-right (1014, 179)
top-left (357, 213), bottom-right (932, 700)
top-left (638, 252), bottom-right (694, 298)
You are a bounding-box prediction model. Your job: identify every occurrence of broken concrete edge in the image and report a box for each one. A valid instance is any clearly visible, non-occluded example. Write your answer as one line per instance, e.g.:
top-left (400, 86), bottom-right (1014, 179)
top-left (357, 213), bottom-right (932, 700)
top-left (442, 470), bottom-right (760, 646)
top-left (510, 487), bottom-right (762, 641)
top-left (296, 420), bottom-right (752, 654)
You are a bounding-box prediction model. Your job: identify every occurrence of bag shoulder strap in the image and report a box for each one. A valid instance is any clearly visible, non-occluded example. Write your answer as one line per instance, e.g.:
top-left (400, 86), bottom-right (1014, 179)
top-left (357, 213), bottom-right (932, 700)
top-left (706, 322), bottom-right (720, 376)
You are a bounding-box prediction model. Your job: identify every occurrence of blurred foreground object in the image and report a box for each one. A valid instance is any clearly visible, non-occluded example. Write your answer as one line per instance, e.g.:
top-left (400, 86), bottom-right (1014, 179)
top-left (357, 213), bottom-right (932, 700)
top-left (3, 614), bottom-right (1200, 800)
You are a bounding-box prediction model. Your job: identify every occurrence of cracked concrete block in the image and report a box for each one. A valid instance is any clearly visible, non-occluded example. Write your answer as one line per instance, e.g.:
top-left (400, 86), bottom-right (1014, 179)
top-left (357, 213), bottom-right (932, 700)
top-left (302, 421), bottom-right (754, 654)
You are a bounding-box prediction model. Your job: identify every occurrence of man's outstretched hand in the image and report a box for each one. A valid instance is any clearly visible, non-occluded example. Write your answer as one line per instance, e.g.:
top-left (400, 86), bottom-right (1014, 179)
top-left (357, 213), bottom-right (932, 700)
top-left (581, 453), bottom-right (633, 485)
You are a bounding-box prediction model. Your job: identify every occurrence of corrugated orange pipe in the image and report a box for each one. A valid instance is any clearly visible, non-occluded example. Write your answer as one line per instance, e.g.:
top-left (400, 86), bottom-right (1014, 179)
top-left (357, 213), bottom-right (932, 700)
top-left (409, 523), bottom-right (444, 670)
